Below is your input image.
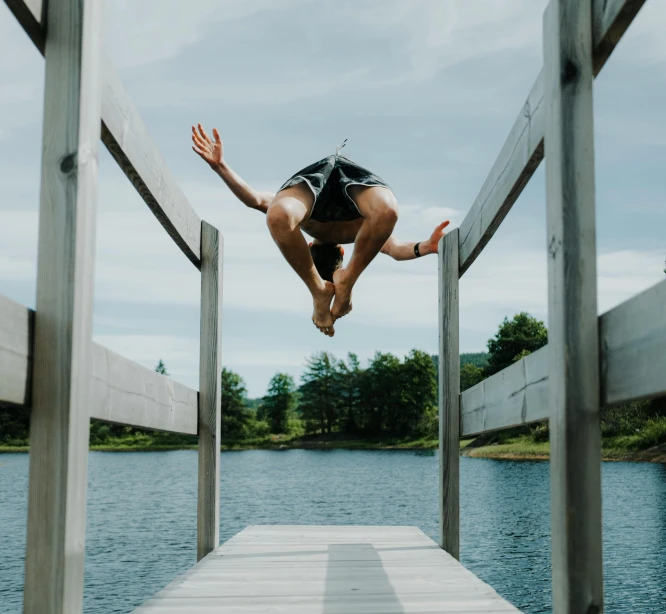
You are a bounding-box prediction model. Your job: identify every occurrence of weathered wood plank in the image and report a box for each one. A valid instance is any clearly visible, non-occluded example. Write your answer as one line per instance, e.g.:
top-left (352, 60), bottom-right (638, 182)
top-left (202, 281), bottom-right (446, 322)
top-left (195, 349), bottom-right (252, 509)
top-left (543, 2), bottom-right (603, 613)
top-left (90, 344), bottom-right (198, 434)
top-left (23, 0), bottom-right (102, 611)
top-left (4, 0), bottom-right (44, 52)
top-left (458, 74), bottom-right (545, 275)
top-left (0, 295), bottom-right (198, 433)
top-left (131, 526), bottom-right (521, 613)
top-left (593, 0), bottom-right (647, 75)
top-left (438, 229), bottom-right (460, 559)
top-left (461, 345), bottom-right (549, 438)
top-left (197, 221), bottom-right (222, 561)
top-left (601, 278), bottom-right (666, 407)
top-left (457, 0), bottom-right (645, 275)
top-left (0, 294), bottom-right (33, 407)
top-left (100, 58), bottom-right (202, 267)
top-left (4, 0), bottom-right (203, 267)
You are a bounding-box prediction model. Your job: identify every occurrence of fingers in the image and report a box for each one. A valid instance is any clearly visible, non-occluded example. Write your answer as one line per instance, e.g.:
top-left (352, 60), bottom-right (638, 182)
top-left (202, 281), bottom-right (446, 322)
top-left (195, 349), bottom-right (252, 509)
top-left (191, 127), bottom-right (208, 149)
top-left (438, 220), bottom-right (451, 230)
top-left (197, 123), bottom-right (212, 144)
top-left (212, 128), bottom-right (221, 144)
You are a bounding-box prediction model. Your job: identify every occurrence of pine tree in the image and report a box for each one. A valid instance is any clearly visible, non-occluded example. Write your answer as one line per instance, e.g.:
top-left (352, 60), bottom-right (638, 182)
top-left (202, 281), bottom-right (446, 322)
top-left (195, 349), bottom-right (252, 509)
top-left (299, 352), bottom-right (340, 434)
top-left (262, 373), bottom-right (296, 434)
top-left (221, 368), bottom-right (252, 439)
top-left (155, 359), bottom-right (169, 376)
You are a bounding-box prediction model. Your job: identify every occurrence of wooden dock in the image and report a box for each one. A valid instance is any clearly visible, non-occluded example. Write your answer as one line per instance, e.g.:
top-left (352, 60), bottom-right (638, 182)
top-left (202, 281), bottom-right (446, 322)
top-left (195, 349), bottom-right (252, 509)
top-left (3, 1), bottom-right (664, 612)
top-left (132, 526), bottom-right (521, 613)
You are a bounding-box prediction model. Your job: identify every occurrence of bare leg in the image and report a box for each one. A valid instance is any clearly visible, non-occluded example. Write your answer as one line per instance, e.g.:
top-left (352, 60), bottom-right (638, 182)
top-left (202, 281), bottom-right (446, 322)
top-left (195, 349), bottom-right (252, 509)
top-left (266, 184), bottom-right (336, 337)
top-left (331, 186), bottom-right (398, 320)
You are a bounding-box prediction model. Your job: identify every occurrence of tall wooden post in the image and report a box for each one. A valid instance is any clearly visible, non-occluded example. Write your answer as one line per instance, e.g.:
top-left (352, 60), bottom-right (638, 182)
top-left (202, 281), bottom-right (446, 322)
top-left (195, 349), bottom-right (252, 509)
top-left (23, 0), bottom-right (102, 612)
top-left (438, 228), bottom-right (460, 558)
top-left (543, 2), bottom-right (603, 612)
top-left (197, 221), bottom-right (223, 560)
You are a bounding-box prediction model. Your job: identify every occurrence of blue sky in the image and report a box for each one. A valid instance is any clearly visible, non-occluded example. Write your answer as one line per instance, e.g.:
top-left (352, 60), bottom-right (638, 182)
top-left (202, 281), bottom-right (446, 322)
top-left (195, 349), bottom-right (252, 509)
top-left (0, 0), bottom-right (664, 397)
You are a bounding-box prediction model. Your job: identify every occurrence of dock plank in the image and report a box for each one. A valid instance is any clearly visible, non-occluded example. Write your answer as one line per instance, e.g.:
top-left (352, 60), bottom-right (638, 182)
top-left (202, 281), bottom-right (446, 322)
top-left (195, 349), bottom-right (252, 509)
top-left (132, 526), bottom-right (521, 613)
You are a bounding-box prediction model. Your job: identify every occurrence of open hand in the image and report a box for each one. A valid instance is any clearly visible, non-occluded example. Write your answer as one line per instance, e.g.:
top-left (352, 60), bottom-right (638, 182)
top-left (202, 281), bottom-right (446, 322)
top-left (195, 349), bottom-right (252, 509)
top-left (192, 124), bottom-right (223, 168)
top-left (423, 220), bottom-right (450, 254)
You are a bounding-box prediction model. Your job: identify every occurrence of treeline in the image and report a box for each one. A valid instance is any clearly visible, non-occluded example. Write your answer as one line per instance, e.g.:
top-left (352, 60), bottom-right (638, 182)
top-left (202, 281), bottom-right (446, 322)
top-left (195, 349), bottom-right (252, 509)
top-left (221, 350), bottom-right (438, 442)
top-left (2, 311), bottom-right (663, 451)
top-left (221, 312), bottom-right (551, 443)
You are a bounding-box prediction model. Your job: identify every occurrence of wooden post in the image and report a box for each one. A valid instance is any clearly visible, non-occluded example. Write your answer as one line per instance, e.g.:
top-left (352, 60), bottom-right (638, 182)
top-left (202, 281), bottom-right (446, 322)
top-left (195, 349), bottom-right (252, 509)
top-left (438, 228), bottom-right (460, 559)
top-left (197, 221), bottom-right (223, 560)
top-left (543, 2), bottom-right (603, 613)
top-left (23, 0), bottom-right (102, 612)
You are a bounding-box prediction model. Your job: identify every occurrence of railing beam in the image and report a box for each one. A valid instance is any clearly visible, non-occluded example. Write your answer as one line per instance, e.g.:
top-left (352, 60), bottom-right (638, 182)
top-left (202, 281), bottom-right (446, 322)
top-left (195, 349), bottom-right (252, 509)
top-left (438, 228), bottom-right (460, 559)
top-left (197, 221), bottom-right (223, 560)
top-left (544, 1), bottom-right (603, 612)
top-left (23, 0), bottom-right (102, 611)
top-left (4, 0), bottom-right (203, 268)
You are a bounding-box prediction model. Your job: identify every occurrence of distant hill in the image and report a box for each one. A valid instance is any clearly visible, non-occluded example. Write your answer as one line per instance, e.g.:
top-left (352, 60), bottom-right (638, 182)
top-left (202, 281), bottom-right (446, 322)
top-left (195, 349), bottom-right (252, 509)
top-left (431, 352), bottom-right (489, 373)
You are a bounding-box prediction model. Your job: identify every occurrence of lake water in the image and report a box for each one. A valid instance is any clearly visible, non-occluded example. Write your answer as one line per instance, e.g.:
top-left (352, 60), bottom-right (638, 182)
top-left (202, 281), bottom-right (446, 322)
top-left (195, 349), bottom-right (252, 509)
top-left (1, 450), bottom-right (665, 613)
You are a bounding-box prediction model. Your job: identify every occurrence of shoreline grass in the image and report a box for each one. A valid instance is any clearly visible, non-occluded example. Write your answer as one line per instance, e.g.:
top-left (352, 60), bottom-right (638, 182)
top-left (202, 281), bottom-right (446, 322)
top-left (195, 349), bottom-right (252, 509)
top-left (2, 432), bottom-right (665, 463)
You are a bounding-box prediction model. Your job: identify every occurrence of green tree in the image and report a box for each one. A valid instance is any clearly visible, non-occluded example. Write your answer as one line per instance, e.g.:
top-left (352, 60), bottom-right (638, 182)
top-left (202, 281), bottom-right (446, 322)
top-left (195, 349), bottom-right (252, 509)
top-left (299, 352), bottom-right (340, 434)
top-left (262, 373), bottom-right (297, 434)
top-left (360, 352), bottom-right (403, 436)
top-left (221, 368), bottom-right (252, 439)
top-left (399, 350), bottom-right (438, 437)
top-left (486, 312), bottom-right (547, 375)
top-left (460, 363), bottom-right (485, 392)
top-left (155, 359), bottom-right (169, 375)
top-left (335, 353), bottom-right (363, 434)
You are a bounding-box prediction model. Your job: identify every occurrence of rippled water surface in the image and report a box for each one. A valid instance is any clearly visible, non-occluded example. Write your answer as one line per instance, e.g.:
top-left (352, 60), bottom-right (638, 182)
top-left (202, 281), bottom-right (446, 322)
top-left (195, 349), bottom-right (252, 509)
top-left (1, 450), bottom-right (665, 613)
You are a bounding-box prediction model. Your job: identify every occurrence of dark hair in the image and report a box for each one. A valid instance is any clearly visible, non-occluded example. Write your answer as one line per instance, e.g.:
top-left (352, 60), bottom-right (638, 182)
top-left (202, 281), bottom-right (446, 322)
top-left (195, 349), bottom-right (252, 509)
top-left (310, 243), bottom-right (344, 282)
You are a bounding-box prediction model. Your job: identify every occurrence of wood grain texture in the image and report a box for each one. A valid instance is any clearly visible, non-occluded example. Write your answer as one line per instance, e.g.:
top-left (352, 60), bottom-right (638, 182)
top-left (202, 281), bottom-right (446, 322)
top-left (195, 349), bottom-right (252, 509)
top-left (90, 344), bottom-right (198, 434)
top-left (601, 278), bottom-right (666, 406)
top-left (4, 0), bottom-right (203, 268)
top-left (593, 0), bottom-right (647, 75)
top-left (543, 2), bottom-right (603, 613)
top-left (456, 0), bottom-right (645, 275)
top-left (461, 346), bottom-right (548, 437)
top-left (0, 296), bottom-right (198, 433)
top-left (100, 58), bottom-right (202, 267)
top-left (458, 74), bottom-right (545, 275)
top-left (131, 526), bottom-right (521, 613)
top-left (438, 229), bottom-right (460, 559)
top-left (197, 221), bottom-right (223, 561)
top-left (23, 0), bottom-right (102, 611)
top-left (0, 293), bottom-right (33, 407)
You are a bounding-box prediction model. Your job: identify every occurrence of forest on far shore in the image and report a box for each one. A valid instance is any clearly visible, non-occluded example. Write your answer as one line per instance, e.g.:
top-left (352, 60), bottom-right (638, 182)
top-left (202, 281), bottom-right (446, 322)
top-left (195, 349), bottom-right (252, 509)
top-left (1, 312), bottom-right (664, 454)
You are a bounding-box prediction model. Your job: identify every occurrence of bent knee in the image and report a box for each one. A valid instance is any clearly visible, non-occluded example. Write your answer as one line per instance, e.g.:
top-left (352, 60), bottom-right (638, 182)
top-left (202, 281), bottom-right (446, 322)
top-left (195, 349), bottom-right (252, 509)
top-left (354, 186), bottom-right (398, 224)
top-left (371, 190), bottom-right (398, 225)
top-left (266, 199), bottom-right (306, 232)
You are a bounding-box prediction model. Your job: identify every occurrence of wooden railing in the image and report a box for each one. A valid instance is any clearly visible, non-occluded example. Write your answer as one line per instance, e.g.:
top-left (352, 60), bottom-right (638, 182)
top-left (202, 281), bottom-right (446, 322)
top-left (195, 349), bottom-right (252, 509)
top-left (438, 0), bottom-right (664, 612)
top-left (1, 1), bottom-right (222, 612)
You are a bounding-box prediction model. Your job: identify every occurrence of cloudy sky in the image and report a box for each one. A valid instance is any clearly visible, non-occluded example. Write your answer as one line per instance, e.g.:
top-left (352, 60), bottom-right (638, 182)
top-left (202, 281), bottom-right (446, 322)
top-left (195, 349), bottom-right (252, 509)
top-left (0, 0), bottom-right (664, 397)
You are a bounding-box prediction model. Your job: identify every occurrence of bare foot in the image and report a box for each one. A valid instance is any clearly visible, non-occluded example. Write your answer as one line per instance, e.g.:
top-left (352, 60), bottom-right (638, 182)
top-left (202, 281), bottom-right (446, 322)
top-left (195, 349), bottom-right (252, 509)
top-left (312, 281), bottom-right (336, 337)
top-left (331, 269), bottom-right (353, 320)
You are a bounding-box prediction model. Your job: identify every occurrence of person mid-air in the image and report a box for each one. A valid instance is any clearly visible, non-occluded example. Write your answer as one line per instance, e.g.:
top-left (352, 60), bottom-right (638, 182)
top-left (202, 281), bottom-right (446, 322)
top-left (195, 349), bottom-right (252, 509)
top-left (192, 124), bottom-right (450, 337)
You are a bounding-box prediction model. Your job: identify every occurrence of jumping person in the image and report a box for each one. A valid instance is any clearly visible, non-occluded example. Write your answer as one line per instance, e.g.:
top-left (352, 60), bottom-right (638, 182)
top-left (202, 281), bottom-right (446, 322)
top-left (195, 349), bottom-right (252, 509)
top-left (191, 124), bottom-right (450, 337)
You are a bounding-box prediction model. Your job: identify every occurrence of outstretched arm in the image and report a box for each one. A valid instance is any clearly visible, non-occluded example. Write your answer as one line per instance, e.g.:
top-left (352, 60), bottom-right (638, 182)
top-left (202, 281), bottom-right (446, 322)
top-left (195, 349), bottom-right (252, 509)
top-left (381, 220), bottom-right (450, 261)
top-left (191, 124), bottom-right (274, 213)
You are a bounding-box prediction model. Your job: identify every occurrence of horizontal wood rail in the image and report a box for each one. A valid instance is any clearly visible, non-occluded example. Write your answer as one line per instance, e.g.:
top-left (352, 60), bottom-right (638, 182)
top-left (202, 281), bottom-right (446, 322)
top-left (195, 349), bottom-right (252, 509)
top-left (460, 278), bottom-right (666, 437)
top-left (0, 294), bottom-right (198, 434)
top-left (457, 0), bottom-right (646, 276)
top-left (4, 0), bottom-right (203, 267)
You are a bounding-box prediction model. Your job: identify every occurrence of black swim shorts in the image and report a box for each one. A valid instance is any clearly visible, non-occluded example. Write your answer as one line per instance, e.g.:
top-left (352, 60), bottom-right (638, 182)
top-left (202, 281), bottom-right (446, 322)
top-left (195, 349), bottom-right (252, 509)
top-left (277, 154), bottom-right (391, 223)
